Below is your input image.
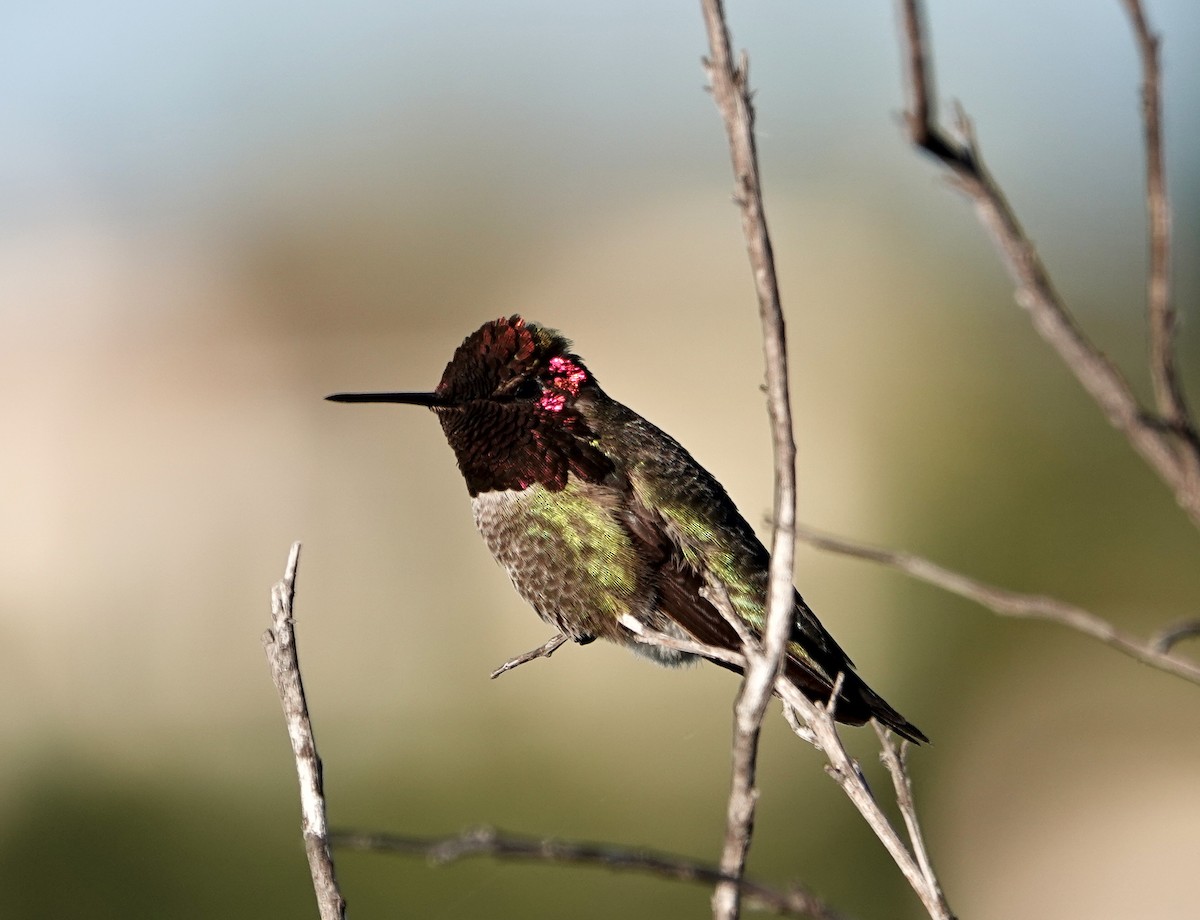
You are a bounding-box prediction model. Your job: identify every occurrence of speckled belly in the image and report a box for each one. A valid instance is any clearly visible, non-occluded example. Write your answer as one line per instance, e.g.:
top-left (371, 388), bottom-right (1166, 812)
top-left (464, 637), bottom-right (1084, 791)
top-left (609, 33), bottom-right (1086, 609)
top-left (470, 482), bottom-right (653, 645)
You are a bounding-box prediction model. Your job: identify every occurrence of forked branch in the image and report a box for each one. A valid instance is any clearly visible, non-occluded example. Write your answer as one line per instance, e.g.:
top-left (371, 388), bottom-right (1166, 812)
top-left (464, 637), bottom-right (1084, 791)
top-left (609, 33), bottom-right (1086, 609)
top-left (896, 0), bottom-right (1200, 526)
top-left (619, 616), bottom-right (955, 920)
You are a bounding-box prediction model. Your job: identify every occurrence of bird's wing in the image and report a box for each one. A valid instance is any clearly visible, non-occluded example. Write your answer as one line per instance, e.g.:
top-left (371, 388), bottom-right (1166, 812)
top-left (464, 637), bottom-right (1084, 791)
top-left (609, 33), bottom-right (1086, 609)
top-left (585, 398), bottom-right (927, 742)
top-left (605, 412), bottom-right (856, 695)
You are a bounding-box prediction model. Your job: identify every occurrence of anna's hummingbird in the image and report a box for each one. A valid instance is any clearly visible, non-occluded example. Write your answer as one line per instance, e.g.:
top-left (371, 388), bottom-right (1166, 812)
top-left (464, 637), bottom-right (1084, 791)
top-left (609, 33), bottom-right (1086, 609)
top-left (328, 315), bottom-right (926, 743)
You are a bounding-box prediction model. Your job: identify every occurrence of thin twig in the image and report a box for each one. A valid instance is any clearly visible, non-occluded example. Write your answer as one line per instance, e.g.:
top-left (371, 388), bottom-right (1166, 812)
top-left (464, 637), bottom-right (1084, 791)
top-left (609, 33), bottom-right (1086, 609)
top-left (898, 0), bottom-right (970, 168)
top-left (796, 523), bottom-right (1200, 686)
top-left (895, 0), bottom-right (1200, 527)
top-left (699, 3), bottom-right (799, 918)
top-left (703, 578), bottom-right (760, 651)
top-left (776, 680), bottom-right (953, 920)
top-left (621, 618), bottom-right (955, 920)
top-left (263, 543), bottom-right (347, 920)
top-left (781, 703), bottom-right (819, 747)
top-left (620, 614), bottom-right (750, 670)
top-left (490, 633), bottom-right (570, 679)
top-left (873, 726), bottom-right (945, 908)
top-left (1120, 1), bottom-right (1189, 432)
top-left (1120, 0), bottom-right (1200, 505)
top-left (697, 4), bottom-right (958, 916)
top-left (331, 827), bottom-right (844, 920)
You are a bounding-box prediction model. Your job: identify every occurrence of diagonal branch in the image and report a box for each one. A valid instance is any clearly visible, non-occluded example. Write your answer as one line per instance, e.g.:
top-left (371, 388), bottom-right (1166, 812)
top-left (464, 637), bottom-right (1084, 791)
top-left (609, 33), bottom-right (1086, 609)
top-left (331, 826), bottom-right (844, 920)
top-left (490, 632), bottom-right (570, 678)
top-left (777, 690), bottom-right (953, 920)
top-left (895, 0), bottom-right (1200, 527)
top-left (796, 524), bottom-right (1200, 686)
top-left (699, 2), bottom-right (799, 918)
top-left (873, 726), bottom-right (946, 908)
top-left (619, 616), bottom-right (956, 920)
top-left (263, 543), bottom-right (347, 920)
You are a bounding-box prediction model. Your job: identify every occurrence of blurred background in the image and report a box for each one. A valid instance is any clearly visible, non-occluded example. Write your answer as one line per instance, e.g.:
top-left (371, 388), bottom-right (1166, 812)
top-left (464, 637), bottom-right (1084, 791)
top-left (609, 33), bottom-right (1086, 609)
top-left (2, 1), bottom-right (1199, 917)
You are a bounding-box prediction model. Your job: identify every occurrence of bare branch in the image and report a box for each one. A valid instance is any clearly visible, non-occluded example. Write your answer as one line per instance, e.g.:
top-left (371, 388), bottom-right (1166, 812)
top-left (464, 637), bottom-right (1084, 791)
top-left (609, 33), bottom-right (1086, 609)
top-left (703, 578), bottom-right (760, 651)
top-left (490, 633), bottom-right (570, 679)
top-left (620, 614), bottom-right (750, 672)
top-left (694, 6), bottom-right (956, 916)
top-left (622, 617), bottom-right (956, 920)
top-left (698, 2), bottom-right (798, 917)
top-left (1119, 1), bottom-right (1192, 441)
top-left (895, 0), bottom-right (1200, 527)
top-left (331, 826), bottom-right (844, 920)
top-left (262, 543), bottom-right (347, 920)
top-left (796, 523), bottom-right (1200, 686)
top-left (898, 0), bottom-right (971, 169)
top-left (781, 703), bottom-right (819, 748)
top-left (873, 726), bottom-right (946, 908)
top-left (775, 681), bottom-right (953, 920)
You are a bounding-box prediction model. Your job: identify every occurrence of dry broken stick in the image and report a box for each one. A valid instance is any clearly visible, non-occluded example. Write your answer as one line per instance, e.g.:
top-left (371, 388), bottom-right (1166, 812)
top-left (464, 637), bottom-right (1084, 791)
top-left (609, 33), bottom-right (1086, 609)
top-left (263, 543), bottom-right (347, 920)
top-left (698, 1), bottom-right (800, 918)
top-left (331, 826), bottom-right (843, 920)
top-left (795, 523), bottom-right (1200, 686)
top-left (895, 0), bottom-right (1200, 526)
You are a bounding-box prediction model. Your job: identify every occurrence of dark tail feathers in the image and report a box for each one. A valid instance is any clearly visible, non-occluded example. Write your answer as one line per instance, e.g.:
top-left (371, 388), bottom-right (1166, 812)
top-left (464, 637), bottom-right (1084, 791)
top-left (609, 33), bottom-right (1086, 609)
top-left (784, 656), bottom-right (928, 744)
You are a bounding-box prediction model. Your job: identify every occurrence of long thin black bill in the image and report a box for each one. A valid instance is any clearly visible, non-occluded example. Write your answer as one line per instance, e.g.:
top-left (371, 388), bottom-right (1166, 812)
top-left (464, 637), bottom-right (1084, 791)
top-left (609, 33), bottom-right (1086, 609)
top-left (325, 391), bottom-right (448, 407)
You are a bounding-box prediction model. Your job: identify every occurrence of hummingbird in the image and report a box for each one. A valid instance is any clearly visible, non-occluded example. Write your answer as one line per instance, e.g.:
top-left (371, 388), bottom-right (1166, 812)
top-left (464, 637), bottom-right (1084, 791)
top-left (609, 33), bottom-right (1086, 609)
top-left (328, 315), bottom-right (926, 743)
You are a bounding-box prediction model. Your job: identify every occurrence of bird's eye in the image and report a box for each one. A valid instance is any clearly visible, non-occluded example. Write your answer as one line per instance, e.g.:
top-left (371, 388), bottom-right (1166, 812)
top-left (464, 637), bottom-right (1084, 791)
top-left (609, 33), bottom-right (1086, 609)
top-left (512, 377), bottom-right (543, 400)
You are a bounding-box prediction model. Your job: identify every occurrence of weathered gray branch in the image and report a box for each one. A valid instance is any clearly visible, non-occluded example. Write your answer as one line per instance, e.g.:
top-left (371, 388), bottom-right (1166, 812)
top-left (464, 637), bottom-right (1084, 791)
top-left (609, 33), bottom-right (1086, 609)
top-left (263, 543), bottom-right (347, 920)
top-left (896, 0), bottom-right (1200, 526)
top-left (490, 632), bottom-right (570, 679)
top-left (796, 523), bottom-right (1200, 686)
top-left (619, 617), bottom-right (955, 920)
top-left (332, 827), bottom-right (843, 920)
top-left (698, 2), bottom-right (799, 918)
top-left (1119, 0), bottom-right (1191, 441)
top-left (873, 725), bottom-right (947, 910)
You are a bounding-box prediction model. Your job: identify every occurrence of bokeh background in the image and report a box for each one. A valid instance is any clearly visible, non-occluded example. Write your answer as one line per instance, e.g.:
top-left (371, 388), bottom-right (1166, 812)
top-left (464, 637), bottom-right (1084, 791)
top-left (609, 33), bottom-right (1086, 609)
top-left (3, 1), bottom-right (1199, 917)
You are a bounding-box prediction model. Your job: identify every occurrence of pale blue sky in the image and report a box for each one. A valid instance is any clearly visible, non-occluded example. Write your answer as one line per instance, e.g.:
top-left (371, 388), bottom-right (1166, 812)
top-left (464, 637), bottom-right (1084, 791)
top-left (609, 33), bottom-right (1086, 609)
top-left (3, 1), bottom-right (1196, 229)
